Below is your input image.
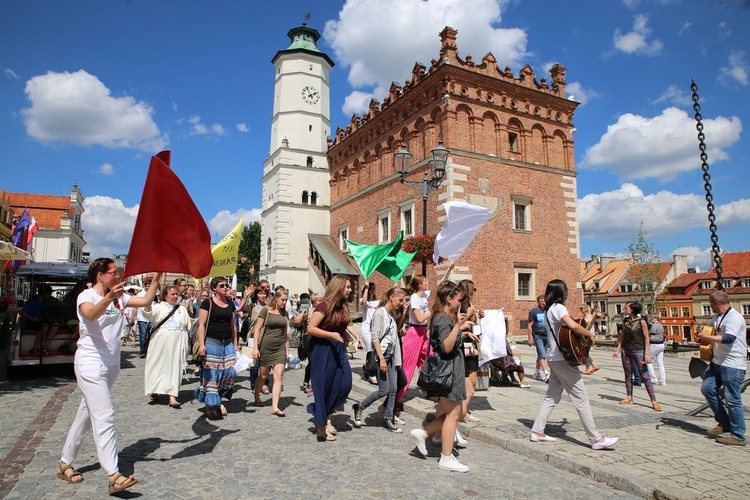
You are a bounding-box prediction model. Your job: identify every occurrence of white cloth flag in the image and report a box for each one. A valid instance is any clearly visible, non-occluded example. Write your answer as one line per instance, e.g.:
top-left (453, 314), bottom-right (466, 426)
top-left (433, 201), bottom-right (492, 263)
top-left (478, 309), bottom-right (507, 367)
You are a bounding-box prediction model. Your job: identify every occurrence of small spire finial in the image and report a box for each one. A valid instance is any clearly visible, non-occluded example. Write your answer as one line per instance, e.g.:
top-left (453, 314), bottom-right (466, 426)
top-left (304, 12), bottom-right (311, 22)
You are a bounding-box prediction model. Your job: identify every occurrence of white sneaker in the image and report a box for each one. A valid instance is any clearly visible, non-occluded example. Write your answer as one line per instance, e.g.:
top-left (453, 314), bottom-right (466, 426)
top-left (438, 454), bottom-right (469, 472)
top-left (410, 429), bottom-right (428, 456)
top-left (530, 433), bottom-right (556, 442)
top-left (532, 372), bottom-right (543, 381)
top-left (455, 430), bottom-right (468, 446)
top-left (652, 377), bottom-right (660, 384)
top-left (592, 437), bottom-right (619, 450)
top-left (660, 380), bottom-right (667, 386)
top-left (393, 414), bottom-right (406, 426)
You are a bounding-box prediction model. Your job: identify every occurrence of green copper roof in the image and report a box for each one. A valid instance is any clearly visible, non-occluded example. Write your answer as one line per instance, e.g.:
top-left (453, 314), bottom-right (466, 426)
top-left (286, 24), bottom-right (321, 52)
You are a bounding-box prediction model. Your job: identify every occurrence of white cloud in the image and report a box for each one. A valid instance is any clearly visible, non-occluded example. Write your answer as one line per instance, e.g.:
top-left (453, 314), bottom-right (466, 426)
top-left (578, 183), bottom-right (750, 240)
top-left (81, 196), bottom-right (139, 258)
top-left (651, 84), bottom-right (693, 107)
top-left (172, 102), bottom-right (178, 111)
top-left (208, 208), bottom-right (262, 239)
top-left (670, 246), bottom-right (712, 272)
top-left (613, 14), bottom-right (663, 56)
top-left (96, 163), bottom-right (115, 175)
top-left (678, 22), bottom-right (692, 36)
top-left (718, 21), bottom-right (732, 40)
top-left (236, 123), bottom-right (249, 133)
top-left (718, 50), bottom-right (748, 86)
top-left (342, 90), bottom-right (376, 117)
top-left (5, 68), bottom-right (19, 80)
top-left (186, 114), bottom-right (227, 136)
top-left (324, 0), bottom-right (528, 116)
top-left (564, 81), bottom-right (600, 106)
top-left (581, 107), bottom-right (742, 180)
top-left (622, 0), bottom-right (642, 8)
top-left (21, 70), bottom-right (167, 152)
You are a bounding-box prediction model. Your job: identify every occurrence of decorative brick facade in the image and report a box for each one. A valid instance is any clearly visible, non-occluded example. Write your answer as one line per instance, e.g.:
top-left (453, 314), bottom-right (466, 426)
top-left (327, 27), bottom-right (582, 331)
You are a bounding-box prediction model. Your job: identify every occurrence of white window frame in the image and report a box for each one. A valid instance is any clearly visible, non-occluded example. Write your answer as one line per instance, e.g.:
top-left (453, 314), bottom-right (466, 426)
top-left (378, 209), bottom-right (391, 243)
top-left (514, 268), bottom-right (535, 300)
top-left (511, 195), bottom-right (532, 232)
top-left (399, 200), bottom-right (415, 237)
top-left (722, 278), bottom-right (732, 288)
top-left (616, 304), bottom-right (623, 315)
top-left (743, 278), bottom-right (750, 288)
top-left (742, 304), bottom-right (750, 315)
top-left (702, 280), bottom-right (713, 290)
top-left (702, 304), bottom-right (711, 315)
top-left (339, 225), bottom-right (349, 252)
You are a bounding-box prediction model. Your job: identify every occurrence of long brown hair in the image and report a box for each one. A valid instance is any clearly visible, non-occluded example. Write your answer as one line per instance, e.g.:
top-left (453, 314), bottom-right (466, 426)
top-left (407, 275), bottom-right (426, 294)
top-left (321, 275), bottom-right (351, 326)
top-left (428, 280), bottom-right (459, 327)
top-left (377, 286), bottom-right (405, 308)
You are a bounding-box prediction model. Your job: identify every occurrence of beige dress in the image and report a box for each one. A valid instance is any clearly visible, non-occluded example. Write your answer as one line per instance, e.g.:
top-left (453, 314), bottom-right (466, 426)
top-left (144, 303), bottom-right (190, 397)
top-left (257, 308), bottom-right (288, 367)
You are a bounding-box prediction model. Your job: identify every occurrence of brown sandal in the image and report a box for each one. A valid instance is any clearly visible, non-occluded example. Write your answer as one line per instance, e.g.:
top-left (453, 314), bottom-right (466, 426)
top-left (108, 472), bottom-right (138, 494)
top-left (57, 462), bottom-right (84, 484)
top-left (619, 397), bottom-right (633, 404)
top-left (652, 402), bottom-right (663, 411)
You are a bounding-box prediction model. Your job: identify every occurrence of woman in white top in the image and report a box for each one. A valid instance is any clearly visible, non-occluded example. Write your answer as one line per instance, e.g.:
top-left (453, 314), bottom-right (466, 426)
top-left (396, 275), bottom-right (431, 402)
top-left (360, 282), bottom-right (380, 384)
top-left (57, 258), bottom-right (161, 494)
top-left (143, 284), bottom-right (190, 408)
top-left (530, 279), bottom-right (618, 451)
top-left (353, 287), bottom-right (406, 432)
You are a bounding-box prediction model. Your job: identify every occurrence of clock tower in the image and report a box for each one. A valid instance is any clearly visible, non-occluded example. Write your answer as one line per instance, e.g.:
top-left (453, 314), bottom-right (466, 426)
top-left (260, 24), bottom-right (334, 293)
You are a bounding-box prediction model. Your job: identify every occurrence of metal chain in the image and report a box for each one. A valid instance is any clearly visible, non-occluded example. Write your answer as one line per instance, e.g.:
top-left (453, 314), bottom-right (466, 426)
top-left (691, 79), bottom-right (723, 287)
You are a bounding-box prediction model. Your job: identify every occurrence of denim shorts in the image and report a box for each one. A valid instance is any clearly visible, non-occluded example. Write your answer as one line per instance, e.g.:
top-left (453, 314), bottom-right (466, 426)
top-left (532, 332), bottom-right (549, 359)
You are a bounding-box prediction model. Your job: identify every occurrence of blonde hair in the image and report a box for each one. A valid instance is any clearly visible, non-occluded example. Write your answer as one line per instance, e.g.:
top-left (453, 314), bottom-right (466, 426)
top-left (310, 293), bottom-right (323, 306)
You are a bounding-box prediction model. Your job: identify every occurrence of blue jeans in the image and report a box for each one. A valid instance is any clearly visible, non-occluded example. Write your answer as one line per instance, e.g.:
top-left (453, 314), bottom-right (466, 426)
top-left (137, 321), bottom-right (151, 354)
top-left (701, 362), bottom-right (746, 441)
top-left (360, 356), bottom-right (397, 419)
top-left (532, 333), bottom-right (549, 360)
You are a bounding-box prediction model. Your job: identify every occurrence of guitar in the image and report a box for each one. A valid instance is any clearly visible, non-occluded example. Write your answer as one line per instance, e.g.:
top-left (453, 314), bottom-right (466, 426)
top-left (557, 317), bottom-right (593, 367)
top-left (699, 325), bottom-right (715, 362)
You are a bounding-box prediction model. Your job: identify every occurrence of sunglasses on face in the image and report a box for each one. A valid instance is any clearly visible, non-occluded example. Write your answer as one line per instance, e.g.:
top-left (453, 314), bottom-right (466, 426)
top-left (217, 283), bottom-right (229, 289)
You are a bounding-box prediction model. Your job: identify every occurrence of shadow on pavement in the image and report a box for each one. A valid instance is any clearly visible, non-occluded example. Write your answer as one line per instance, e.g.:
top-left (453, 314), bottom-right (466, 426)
top-left (657, 416), bottom-right (712, 436)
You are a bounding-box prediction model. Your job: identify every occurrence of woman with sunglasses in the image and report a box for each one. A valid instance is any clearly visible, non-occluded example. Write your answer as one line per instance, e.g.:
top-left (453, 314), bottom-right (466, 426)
top-left (57, 258), bottom-right (161, 494)
top-left (195, 277), bottom-right (238, 420)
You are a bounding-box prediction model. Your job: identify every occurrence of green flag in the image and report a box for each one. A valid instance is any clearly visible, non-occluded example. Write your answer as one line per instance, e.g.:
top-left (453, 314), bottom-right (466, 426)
top-left (346, 231), bottom-right (416, 281)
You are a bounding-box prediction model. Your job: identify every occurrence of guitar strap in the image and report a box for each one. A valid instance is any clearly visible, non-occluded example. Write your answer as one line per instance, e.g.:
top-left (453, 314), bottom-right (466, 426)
top-left (544, 307), bottom-right (563, 350)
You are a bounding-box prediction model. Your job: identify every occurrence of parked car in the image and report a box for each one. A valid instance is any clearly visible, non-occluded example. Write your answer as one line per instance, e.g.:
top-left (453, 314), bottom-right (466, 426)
top-left (6, 262), bottom-right (88, 376)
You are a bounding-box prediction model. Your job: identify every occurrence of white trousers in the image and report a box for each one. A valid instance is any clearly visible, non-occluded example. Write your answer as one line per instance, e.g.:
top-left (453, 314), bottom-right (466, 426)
top-left (532, 360), bottom-right (601, 444)
top-left (647, 343), bottom-right (666, 382)
top-left (61, 364), bottom-right (120, 475)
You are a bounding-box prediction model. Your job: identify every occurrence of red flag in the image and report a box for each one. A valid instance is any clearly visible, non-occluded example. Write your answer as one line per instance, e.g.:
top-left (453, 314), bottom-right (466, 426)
top-left (25, 216), bottom-right (38, 248)
top-left (123, 151), bottom-right (213, 278)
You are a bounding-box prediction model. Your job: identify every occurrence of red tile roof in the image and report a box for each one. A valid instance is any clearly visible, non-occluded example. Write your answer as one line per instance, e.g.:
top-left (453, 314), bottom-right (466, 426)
top-left (4, 191), bottom-right (73, 230)
top-left (704, 251), bottom-right (750, 278)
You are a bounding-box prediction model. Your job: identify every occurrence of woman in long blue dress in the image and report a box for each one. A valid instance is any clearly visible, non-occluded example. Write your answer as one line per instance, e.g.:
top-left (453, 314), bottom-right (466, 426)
top-left (306, 275), bottom-right (353, 441)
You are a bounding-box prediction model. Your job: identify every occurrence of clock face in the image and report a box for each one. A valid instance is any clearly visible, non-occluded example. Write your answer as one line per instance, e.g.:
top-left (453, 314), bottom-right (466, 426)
top-left (302, 86), bottom-right (320, 104)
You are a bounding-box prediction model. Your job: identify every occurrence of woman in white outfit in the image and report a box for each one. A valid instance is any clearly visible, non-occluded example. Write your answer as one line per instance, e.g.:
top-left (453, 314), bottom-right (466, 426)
top-left (57, 258), bottom-right (161, 494)
top-left (144, 284), bottom-right (191, 407)
top-left (530, 279), bottom-right (619, 451)
top-left (646, 315), bottom-right (667, 385)
top-left (360, 282), bottom-right (379, 384)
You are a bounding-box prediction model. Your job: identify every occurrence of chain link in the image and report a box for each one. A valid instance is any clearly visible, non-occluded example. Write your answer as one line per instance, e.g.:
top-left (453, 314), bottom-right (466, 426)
top-left (691, 79), bottom-right (723, 286)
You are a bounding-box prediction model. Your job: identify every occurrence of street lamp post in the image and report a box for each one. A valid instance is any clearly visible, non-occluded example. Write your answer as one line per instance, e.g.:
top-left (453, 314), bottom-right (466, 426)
top-left (395, 141), bottom-right (450, 276)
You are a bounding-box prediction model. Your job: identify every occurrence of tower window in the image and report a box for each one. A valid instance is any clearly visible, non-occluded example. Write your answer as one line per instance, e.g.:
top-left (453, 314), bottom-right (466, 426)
top-left (311, 192), bottom-right (318, 206)
top-left (309, 64), bottom-right (313, 70)
top-left (266, 238), bottom-right (272, 263)
top-left (307, 156), bottom-right (313, 167)
top-left (509, 132), bottom-right (519, 152)
top-left (309, 125), bottom-right (312, 132)
top-left (302, 191), bottom-right (309, 204)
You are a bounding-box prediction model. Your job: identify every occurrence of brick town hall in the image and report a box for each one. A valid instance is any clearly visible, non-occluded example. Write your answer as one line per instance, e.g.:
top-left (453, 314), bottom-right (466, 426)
top-left (260, 24), bottom-right (581, 327)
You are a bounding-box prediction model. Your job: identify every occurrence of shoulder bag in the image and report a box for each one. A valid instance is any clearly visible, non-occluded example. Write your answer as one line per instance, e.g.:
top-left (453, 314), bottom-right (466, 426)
top-left (417, 321), bottom-right (455, 397)
top-left (192, 300), bottom-right (212, 363)
top-left (364, 310), bottom-right (393, 377)
top-left (144, 303), bottom-right (180, 357)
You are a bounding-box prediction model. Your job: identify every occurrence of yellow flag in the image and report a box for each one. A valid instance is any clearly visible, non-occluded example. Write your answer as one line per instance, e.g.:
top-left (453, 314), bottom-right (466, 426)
top-left (207, 218), bottom-right (244, 277)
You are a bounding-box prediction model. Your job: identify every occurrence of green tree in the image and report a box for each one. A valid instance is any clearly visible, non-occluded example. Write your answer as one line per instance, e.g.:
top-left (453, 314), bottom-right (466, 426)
top-left (236, 222), bottom-right (261, 287)
top-left (625, 222), bottom-right (662, 314)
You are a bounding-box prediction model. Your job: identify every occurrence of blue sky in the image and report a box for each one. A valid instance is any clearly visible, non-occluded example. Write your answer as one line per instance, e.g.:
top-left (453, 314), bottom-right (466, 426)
top-left (2, 0), bottom-right (748, 271)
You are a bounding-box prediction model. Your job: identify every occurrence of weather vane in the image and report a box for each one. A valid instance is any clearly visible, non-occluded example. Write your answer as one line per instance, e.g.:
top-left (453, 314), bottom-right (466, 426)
top-left (304, 12), bottom-right (311, 21)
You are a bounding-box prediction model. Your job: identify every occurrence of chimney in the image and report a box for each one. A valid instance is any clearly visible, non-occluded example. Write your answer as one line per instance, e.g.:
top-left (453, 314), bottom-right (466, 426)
top-left (600, 255), bottom-right (615, 270)
top-left (672, 254), bottom-right (688, 279)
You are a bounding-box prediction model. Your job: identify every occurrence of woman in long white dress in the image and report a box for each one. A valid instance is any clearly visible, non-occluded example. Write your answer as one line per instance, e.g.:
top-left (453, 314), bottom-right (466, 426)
top-left (144, 284), bottom-right (190, 407)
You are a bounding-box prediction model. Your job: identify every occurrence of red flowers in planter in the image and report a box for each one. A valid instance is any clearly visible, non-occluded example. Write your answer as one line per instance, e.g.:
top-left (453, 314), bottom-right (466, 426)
top-left (402, 234), bottom-right (444, 266)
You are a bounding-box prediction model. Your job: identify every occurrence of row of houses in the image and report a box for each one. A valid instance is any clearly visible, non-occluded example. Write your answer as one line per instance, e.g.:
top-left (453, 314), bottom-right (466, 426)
top-left (581, 251), bottom-right (750, 342)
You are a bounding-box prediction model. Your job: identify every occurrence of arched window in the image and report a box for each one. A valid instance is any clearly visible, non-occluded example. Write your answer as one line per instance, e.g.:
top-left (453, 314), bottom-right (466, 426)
top-left (266, 238), bottom-right (272, 263)
top-left (310, 191), bottom-right (318, 205)
top-left (302, 190), bottom-right (309, 204)
top-left (306, 156), bottom-right (313, 167)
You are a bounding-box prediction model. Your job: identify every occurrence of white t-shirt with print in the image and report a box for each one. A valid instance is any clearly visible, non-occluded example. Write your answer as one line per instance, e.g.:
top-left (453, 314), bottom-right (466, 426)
top-left (409, 293), bottom-right (429, 326)
top-left (544, 303), bottom-right (569, 363)
top-left (709, 307), bottom-right (748, 370)
top-left (76, 289), bottom-right (132, 367)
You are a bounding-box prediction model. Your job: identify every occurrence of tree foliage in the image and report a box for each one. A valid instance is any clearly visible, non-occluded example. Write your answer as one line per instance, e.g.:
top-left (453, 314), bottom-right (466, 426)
top-left (626, 222), bottom-right (662, 313)
top-left (236, 222), bottom-right (261, 287)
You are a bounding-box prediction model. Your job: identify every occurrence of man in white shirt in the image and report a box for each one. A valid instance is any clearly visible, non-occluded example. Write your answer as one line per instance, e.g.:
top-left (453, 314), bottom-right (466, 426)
top-left (697, 290), bottom-right (747, 446)
top-left (136, 278), bottom-right (154, 358)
